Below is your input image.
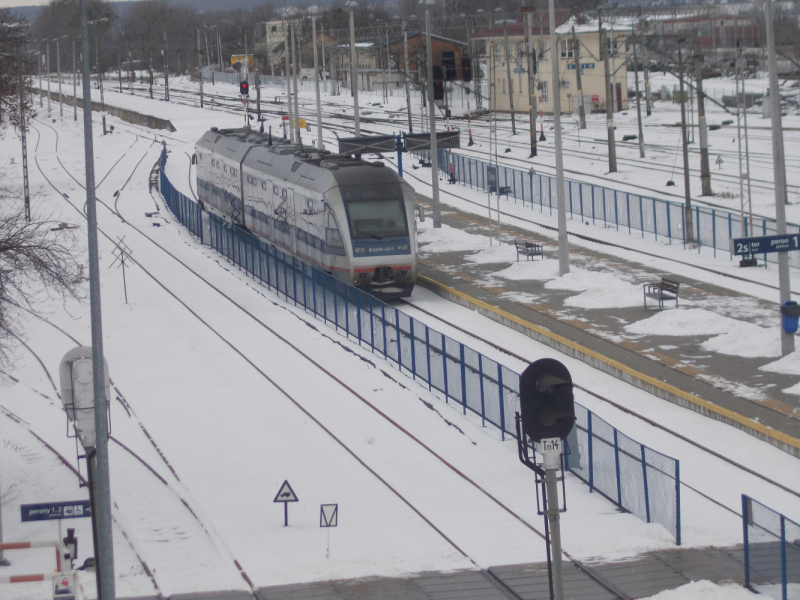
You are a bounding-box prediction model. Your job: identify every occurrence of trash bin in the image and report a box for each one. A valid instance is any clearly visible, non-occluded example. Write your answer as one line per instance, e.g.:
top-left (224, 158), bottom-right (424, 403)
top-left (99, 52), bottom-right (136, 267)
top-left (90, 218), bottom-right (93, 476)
top-left (780, 301), bottom-right (800, 334)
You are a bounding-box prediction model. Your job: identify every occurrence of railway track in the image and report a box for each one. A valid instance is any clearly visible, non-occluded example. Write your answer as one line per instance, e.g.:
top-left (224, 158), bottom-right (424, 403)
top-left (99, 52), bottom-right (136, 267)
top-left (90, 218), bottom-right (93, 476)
top-left (23, 114), bottom-right (654, 600)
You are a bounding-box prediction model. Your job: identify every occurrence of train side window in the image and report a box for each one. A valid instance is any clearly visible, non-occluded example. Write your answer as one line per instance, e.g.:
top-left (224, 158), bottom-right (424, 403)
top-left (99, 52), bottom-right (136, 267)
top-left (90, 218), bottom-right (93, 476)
top-left (223, 165), bottom-right (227, 172)
top-left (273, 185), bottom-right (279, 195)
top-left (261, 181), bottom-right (267, 190)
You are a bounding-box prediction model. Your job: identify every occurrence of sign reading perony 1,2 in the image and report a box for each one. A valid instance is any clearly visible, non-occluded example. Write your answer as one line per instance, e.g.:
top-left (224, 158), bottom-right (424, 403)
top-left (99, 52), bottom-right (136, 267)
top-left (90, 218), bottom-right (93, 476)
top-left (731, 234), bottom-right (800, 256)
top-left (21, 501), bottom-right (92, 522)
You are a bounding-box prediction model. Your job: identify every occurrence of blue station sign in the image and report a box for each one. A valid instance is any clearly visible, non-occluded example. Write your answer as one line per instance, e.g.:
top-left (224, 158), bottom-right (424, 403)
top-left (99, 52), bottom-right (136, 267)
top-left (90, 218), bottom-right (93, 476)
top-left (567, 63), bottom-right (595, 70)
top-left (731, 234), bottom-right (800, 256)
top-left (21, 501), bottom-right (91, 522)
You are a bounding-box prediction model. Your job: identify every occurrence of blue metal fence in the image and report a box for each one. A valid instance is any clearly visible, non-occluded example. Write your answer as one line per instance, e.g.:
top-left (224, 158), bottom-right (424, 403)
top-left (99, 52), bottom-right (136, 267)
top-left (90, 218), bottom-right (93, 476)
top-left (743, 495), bottom-right (800, 599)
top-left (159, 148), bottom-right (681, 544)
top-left (437, 149), bottom-right (800, 270)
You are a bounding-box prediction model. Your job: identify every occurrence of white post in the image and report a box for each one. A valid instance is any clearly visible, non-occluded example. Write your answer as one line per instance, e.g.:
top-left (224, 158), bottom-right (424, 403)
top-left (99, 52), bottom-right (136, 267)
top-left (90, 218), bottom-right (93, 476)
top-left (350, 7), bottom-right (360, 136)
top-left (313, 16), bottom-right (323, 150)
top-left (549, 0), bottom-right (569, 275)
top-left (425, 4), bottom-right (441, 228)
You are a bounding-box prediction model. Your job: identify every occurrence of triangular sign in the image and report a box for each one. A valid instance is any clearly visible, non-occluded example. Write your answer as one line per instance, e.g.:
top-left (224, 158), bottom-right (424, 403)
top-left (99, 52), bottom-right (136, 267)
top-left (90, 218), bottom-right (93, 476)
top-left (273, 480), bottom-right (298, 503)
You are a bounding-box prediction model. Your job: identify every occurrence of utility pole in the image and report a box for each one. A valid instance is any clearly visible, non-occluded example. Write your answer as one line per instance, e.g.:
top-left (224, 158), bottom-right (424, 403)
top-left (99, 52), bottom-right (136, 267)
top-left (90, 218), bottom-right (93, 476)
top-left (285, 21), bottom-right (294, 142)
top-left (549, 0), bottom-right (569, 276)
top-left (644, 65), bottom-right (652, 116)
top-left (56, 37), bottom-right (63, 117)
top-left (527, 12), bottom-right (537, 156)
top-left (79, 1), bottom-right (115, 598)
top-left (403, 21), bottom-right (413, 132)
top-left (503, 18), bottom-right (517, 135)
top-left (19, 58), bottom-right (31, 222)
top-left (163, 31), bottom-right (169, 101)
top-left (196, 30), bottom-right (203, 109)
top-left (765, 0), bottom-right (794, 355)
top-left (46, 39), bottom-right (51, 114)
top-left (632, 29), bottom-right (644, 158)
top-left (678, 40), bottom-right (695, 244)
top-left (312, 15), bottom-right (323, 150)
top-left (600, 17), bottom-right (617, 173)
top-left (72, 39), bottom-right (77, 120)
top-left (694, 37), bottom-right (712, 196)
top-left (291, 20), bottom-right (300, 143)
top-left (425, 1), bottom-right (441, 228)
top-left (117, 50), bottom-right (121, 94)
top-left (571, 26), bottom-right (585, 129)
top-left (350, 7), bottom-right (360, 136)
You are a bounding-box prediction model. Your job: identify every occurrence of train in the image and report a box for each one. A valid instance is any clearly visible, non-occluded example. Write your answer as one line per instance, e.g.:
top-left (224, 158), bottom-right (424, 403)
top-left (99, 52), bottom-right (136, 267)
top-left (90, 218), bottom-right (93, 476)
top-left (195, 126), bottom-right (418, 299)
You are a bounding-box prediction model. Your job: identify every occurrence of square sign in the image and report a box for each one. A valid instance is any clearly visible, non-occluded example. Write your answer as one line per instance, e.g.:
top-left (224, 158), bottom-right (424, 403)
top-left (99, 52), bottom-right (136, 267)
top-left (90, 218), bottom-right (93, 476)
top-left (52, 573), bottom-right (75, 600)
top-left (320, 504), bottom-right (338, 528)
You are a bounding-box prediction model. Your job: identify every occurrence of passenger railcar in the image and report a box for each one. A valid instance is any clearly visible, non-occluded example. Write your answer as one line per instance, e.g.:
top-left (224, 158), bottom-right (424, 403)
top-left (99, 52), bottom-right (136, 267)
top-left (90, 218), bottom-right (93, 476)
top-left (195, 127), bottom-right (417, 298)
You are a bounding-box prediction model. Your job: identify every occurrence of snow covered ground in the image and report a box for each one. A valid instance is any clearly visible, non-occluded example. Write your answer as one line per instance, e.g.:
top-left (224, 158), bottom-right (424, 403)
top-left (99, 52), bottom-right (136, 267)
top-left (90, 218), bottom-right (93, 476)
top-left (0, 73), bottom-right (797, 599)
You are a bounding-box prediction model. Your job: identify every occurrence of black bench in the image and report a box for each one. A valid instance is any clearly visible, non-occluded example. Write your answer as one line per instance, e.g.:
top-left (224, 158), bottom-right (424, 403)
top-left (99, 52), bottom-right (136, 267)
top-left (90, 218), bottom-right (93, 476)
top-left (643, 277), bottom-right (680, 309)
top-left (515, 240), bottom-right (543, 261)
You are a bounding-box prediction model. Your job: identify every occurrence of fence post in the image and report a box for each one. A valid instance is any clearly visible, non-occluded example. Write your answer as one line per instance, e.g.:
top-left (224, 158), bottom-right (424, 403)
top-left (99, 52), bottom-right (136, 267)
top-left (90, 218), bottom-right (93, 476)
top-left (667, 202), bottom-right (672, 243)
top-left (712, 209), bottom-right (717, 257)
top-left (301, 261), bottom-right (307, 308)
top-left (344, 284), bottom-right (350, 336)
top-left (781, 514), bottom-right (787, 600)
top-left (410, 317), bottom-right (416, 380)
top-left (653, 198), bottom-right (658, 240)
top-left (395, 308), bottom-right (401, 369)
top-left (442, 333), bottom-right (449, 402)
top-left (382, 302), bottom-right (388, 360)
top-left (356, 289), bottom-right (362, 342)
top-left (675, 460), bottom-right (681, 546)
top-left (579, 185), bottom-right (584, 221)
top-left (614, 190), bottom-right (619, 230)
top-left (614, 429), bottom-right (622, 506)
top-left (640, 196), bottom-right (645, 238)
top-left (641, 446), bottom-right (650, 523)
top-left (369, 294), bottom-right (374, 349)
top-left (742, 495), bottom-right (750, 590)
top-left (498, 364), bottom-right (505, 441)
top-left (333, 278), bottom-right (339, 331)
top-left (460, 344), bottom-right (467, 415)
top-left (588, 411), bottom-right (594, 491)
top-left (627, 193), bottom-right (631, 234)
top-left (425, 327), bottom-right (432, 389)
top-left (592, 186), bottom-right (596, 224)
top-left (478, 354), bottom-right (485, 426)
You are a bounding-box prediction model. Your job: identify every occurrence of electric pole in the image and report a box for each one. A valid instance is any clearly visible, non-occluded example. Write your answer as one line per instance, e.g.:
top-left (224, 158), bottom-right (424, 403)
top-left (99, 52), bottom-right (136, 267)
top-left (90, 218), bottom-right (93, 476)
top-left (765, 0), bottom-right (794, 355)
top-left (571, 26), bottom-right (585, 129)
top-left (632, 29), bottom-right (644, 158)
top-left (694, 38), bottom-right (712, 196)
top-left (163, 31), bottom-right (169, 102)
top-left (80, 0), bottom-right (116, 598)
top-left (526, 12), bottom-right (537, 156)
top-left (425, 2), bottom-right (441, 228)
top-left (349, 6), bottom-right (360, 136)
top-left (403, 21), bottom-right (413, 132)
top-left (549, 0), bottom-right (569, 276)
top-left (503, 18), bottom-right (517, 135)
top-left (600, 18), bottom-right (617, 173)
top-left (197, 30), bottom-right (203, 109)
top-left (313, 15), bottom-right (323, 150)
top-left (678, 40), bottom-right (695, 244)
top-left (644, 65), bottom-right (652, 116)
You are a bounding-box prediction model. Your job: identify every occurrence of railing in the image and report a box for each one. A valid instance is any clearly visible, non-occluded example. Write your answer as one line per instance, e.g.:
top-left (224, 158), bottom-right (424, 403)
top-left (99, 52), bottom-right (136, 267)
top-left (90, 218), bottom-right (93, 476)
top-left (437, 149), bottom-right (800, 270)
top-left (743, 495), bottom-right (800, 599)
top-left (159, 147), bottom-right (681, 544)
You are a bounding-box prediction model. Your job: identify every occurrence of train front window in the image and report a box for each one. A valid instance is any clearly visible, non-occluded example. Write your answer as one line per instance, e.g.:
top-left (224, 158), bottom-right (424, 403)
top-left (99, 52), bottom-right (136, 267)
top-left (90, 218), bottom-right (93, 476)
top-left (341, 185), bottom-right (408, 240)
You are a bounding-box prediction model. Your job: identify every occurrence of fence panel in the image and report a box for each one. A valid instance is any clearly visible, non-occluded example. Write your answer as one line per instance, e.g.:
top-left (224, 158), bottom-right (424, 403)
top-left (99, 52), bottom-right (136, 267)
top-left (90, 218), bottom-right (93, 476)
top-left (159, 147), bottom-right (682, 544)
top-left (743, 495), bottom-right (800, 600)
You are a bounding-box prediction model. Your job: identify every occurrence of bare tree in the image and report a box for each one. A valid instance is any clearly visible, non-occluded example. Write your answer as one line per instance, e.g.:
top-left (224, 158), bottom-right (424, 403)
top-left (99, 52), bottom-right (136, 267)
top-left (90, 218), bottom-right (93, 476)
top-left (0, 171), bottom-right (85, 373)
top-left (0, 9), bottom-right (34, 128)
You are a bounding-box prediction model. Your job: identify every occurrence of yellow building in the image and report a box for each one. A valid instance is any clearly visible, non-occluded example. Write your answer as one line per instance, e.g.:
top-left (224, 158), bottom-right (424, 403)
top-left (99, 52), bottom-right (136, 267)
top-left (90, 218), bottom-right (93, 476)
top-left (477, 16), bottom-right (631, 115)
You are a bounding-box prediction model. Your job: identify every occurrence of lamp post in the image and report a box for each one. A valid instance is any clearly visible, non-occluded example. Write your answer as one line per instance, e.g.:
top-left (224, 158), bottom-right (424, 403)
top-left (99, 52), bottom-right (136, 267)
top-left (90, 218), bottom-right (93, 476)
top-left (55, 36), bottom-right (68, 117)
top-left (46, 38), bottom-right (51, 114)
top-left (79, 0), bottom-right (115, 598)
top-left (72, 37), bottom-right (78, 120)
top-left (281, 11), bottom-right (294, 141)
top-left (345, 0), bottom-right (360, 136)
top-left (548, 0), bottom-right (568, 276)
top-left (34, 40), bottom-right (43, 107)
top-left (422, 0), bottom-right (441, 228)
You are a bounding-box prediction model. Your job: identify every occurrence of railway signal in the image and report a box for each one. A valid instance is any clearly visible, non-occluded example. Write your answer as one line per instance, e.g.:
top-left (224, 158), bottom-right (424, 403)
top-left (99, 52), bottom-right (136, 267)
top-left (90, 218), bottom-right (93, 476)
top-left (516, 358), bottom-right (575, 600)
top-left (240, 80), bottom-right (249, 96)
top-left (461, 57), bottom-right (472, 83)
top-left (432, 65), bottom-right (444, 101)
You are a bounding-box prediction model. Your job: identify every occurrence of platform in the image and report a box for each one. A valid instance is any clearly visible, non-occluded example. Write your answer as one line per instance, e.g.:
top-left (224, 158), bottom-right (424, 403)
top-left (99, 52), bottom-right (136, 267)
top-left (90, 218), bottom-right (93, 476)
top-left (414, 194), bottom-right (800, 458)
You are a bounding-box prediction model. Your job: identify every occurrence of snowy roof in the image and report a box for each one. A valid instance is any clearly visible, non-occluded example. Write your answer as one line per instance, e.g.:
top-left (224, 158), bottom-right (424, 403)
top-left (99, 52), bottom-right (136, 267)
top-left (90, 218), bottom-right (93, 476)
top-left (555, 16), bottom-right (636, 35)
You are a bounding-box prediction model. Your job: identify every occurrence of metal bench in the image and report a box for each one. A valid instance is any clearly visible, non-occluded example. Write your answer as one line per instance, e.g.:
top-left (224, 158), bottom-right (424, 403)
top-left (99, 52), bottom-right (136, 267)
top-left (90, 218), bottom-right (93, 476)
top-left (643, 277), bottom-right (680, 309)
top-left (515, 240), bottom-right (543, 261)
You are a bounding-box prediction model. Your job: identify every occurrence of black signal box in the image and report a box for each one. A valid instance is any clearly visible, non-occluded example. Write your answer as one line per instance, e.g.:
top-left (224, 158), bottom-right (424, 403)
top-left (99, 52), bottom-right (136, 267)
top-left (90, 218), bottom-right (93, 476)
top-left (519, 358), bottom-right (576, 443)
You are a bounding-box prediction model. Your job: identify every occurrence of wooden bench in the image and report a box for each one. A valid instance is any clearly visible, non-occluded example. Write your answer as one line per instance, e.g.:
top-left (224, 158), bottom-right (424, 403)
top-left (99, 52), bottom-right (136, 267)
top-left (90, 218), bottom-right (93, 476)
top-left (643, 277), bottom-right (680, 309)
top-left (515, 240), bottom-right (543, 261)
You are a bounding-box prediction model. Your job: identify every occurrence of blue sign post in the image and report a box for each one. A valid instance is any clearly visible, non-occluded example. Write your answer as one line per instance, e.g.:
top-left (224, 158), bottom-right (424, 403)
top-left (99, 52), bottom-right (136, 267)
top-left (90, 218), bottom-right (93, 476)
top-left (730, 234), bottom-right (800, 255)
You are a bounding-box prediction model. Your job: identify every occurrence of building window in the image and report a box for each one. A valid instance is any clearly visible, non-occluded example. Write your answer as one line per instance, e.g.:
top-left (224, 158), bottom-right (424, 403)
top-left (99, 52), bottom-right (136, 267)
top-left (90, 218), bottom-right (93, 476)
top-left (606, 37), bottom-right (618, 56)
top-left (516, 41), bottom-right (525, 59)
top-left (493, 43), bottom-right (503, 62)
top-left (539, 80), bottom-right (548, 101)
top-left (560, 39), bottom-right (576, 59)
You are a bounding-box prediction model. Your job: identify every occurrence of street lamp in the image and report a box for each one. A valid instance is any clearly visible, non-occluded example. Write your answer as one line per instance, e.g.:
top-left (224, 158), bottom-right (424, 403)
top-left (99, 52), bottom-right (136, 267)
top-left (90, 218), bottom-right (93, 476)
top-left (72, 36), bottom-right (79, 120)
top-left (309, 6), bottom-right (324, 150)
top-left (345, 0), bottom-right (360, 135)
top-left (53, 36), bottom-right (68, 117)
top-left (45, 37), bottom-right (51, 113)
top-left (420, 0), bottom-right (441, 228)
top-left (281, 8), bottom-right (300, 142)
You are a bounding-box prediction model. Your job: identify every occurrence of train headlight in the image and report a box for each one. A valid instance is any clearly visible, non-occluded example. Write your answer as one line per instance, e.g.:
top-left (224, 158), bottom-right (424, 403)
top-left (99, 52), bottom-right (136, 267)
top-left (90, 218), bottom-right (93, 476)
top-left (354, 246), bottom-right (366, 254)
top-left (397, 244), bottom-right (409, 251)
